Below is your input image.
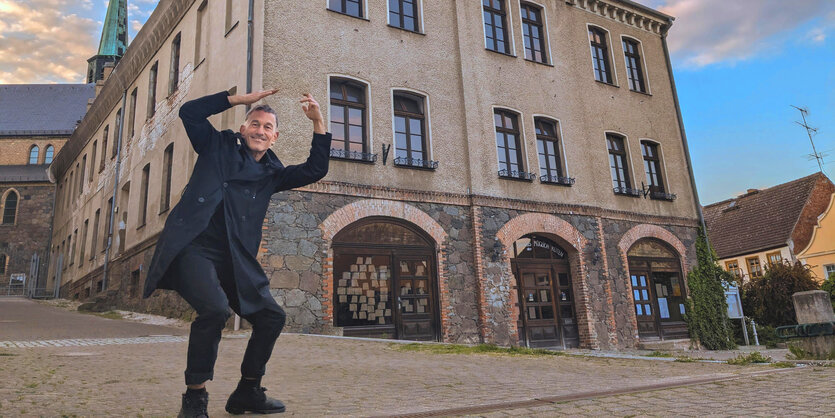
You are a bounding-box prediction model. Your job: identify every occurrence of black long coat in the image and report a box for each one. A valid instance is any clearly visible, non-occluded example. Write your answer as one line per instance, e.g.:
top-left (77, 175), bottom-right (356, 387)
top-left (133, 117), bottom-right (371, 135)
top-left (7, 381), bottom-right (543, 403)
top-left (143, 91), bottom-right (332, 315)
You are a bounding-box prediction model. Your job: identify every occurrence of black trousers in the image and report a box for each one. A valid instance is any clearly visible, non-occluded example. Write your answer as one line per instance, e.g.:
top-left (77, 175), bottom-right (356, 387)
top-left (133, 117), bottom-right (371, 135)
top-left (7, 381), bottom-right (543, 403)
top-left (171, 242), bottom-right (286, 386)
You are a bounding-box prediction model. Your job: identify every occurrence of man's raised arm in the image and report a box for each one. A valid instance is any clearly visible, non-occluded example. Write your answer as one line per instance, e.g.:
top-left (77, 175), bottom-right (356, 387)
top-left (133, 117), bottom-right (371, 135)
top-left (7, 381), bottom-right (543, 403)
top-left (180, 89), bottom-right (278, 154)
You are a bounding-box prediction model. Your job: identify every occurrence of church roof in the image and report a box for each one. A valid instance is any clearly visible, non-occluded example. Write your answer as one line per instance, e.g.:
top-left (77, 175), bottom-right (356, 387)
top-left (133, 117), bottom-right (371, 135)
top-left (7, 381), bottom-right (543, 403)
top-left (96, 0), bottom-right (128, 57)
top-left (0, 84), bottom-right (95, 136)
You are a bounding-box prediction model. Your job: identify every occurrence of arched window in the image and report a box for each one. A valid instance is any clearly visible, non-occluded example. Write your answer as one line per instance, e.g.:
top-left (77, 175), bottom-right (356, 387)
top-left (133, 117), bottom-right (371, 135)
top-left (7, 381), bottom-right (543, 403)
top-left (483, 0), bottom-right (510, 54)
top-left (623, 38), bottom-right (646, 93)
top-left (29, 145), bottom-right (40, 164)
top-left (0, 254), bottom-right (6, 275)
top-left (329, 77), bottom-right (372, 161)
top-left (393, 91), bottom-right (433, 168)
top-left (521, 2), bottom-right (547, 63)
top-left (534, 117), bottom-right (569, 185)
top-left (44, 145), bottom-right (54, 164)
top-left (495, 109), bottom-right (531, 180)
top-left (3, 190), bottom-right (18, 224)
top-left (588, 26), bottom-right (612, 84)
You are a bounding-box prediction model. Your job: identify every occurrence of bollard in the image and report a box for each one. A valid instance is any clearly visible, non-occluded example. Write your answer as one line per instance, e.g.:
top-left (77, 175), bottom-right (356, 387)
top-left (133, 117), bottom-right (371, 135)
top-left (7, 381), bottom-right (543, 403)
top-left (751, 319), bottom-right (760, 346)
top-left (777, 291), bottom-right (835, 359)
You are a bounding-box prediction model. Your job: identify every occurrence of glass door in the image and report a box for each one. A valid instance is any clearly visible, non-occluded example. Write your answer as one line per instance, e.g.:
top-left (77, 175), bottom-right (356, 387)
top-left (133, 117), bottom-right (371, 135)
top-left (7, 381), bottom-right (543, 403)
top-left (631, 271), bottom-right (659, 339)
top-left (517, 266), bottom-right (561, 348)
top-left (395, 257), bottom-right (436, 341)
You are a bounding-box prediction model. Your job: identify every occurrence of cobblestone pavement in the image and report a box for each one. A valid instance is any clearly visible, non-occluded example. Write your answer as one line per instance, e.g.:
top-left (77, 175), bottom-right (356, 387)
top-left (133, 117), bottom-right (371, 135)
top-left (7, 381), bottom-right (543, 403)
top-left (0, 298), bottom-right (832, 417)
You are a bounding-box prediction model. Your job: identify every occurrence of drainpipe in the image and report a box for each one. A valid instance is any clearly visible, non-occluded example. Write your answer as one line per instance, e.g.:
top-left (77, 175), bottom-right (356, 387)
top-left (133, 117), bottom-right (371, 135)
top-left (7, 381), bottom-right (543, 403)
top-left (246, 0), bottom-right (255, 109)
top-left (102, 90), bottom-right (128, 292)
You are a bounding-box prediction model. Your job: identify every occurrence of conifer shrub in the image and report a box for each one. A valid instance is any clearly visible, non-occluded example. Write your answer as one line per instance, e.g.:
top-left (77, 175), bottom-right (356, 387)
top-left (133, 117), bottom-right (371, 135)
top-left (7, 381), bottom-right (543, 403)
top-left (685, 231), bottom-right (736, 350)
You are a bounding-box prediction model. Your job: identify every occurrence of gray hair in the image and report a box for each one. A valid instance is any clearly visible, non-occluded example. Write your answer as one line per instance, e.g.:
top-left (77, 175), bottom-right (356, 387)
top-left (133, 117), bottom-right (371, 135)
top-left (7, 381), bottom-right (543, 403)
top-left (245, 104), bottom-right (278, 124)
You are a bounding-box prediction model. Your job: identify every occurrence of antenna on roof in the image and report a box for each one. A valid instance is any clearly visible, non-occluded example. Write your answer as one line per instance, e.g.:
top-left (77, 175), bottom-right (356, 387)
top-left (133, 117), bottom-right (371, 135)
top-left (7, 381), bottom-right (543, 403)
top-left (791, 105), bottom-right (825, 175)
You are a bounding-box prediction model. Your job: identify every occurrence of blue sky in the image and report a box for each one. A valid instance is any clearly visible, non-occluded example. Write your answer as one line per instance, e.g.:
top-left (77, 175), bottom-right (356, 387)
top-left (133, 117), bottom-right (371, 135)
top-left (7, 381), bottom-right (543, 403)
top-left (1, 0), bottom-right (832, 204)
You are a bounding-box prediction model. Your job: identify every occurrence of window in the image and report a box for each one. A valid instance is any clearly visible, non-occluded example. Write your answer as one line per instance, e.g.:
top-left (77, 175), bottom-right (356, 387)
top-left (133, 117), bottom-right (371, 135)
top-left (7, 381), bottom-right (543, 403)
top-left (139, 163), bottom-right (150, 227)
top-left (766, 251), bottom-right (782, 265)
top-left (80, 219), bottom-right (89, 266)
top-left (393, 91), bottom-right (433, 169)
top-left (128, 88), bottom-right (137, 138)
top-left (104, 198), bottom-right (113, 252)
top-left (521, 3), bottom-right (547, 63)
top-left (91, 208), bottom-right (100, 258)
top-left (747, 257), bottom-right (762, 278)
top-left (147, 61), bottom-right (158, 119)
top-left (160, 143), bottom-right (174, 212)
top-left (2, 191), bottom-right (18, 224)
top-left (71, 229), bottom-right (78, 266)
top-left (79, 154), bottom-right (87, 194)
top-left (329, 0), bottom-right (363, 18)
top-left (73, 163), bottom-right (80, 198)
top-left (389, 0), bottom-right (419, 32)
top-left (113, 110), bottom-right (121, 158)
top-left (44, 145), bottom-right (54, 164)
top-left (89, 142), bottom-right (98, 183)
top-left (623, 38), bottom-right (646, 93)
top-left (589, 27), bottom-right (612, 84)
top-left (29, 145), bottom-right (40, 164)
top-left (825, 264), bottom-right (835, 280)
top-left (535, 118), bottom-right (569, 185)
top-left (0, 254), bottom-right (5, 275)
top-left (641, 141), bottom-right (666, 196)
top-left (225, 0), bottom-right (237, 32)
top-left (725, 260), bottom-right (742, 278)
top-left (329, 78), bottom-right (373, 161)
top-left (494, 109), bottom-right (530, 180)
top-left (607, 134), bottom-right (635, 195)
top-left (483, 0), bottom-right (510, 54)
top-left (195, 0), bottom-right (209, 64)
top-left (168, 33), bottom-right (181, 95)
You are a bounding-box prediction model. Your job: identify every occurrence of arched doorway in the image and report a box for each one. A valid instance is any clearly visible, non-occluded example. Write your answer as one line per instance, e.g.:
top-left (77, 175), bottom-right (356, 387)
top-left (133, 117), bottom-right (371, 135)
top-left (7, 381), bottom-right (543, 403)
top-left (332, 217), bottom-right (440, 341)
top-left (511, 234), bottom-right (579, 349)
top-left (627, 239), bottom-right (689, 340)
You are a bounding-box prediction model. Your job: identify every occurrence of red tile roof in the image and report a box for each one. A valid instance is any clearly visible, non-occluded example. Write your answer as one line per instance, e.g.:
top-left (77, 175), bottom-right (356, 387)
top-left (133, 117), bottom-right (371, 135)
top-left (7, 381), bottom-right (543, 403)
top-left (703, 173), bottom-right (826, 259)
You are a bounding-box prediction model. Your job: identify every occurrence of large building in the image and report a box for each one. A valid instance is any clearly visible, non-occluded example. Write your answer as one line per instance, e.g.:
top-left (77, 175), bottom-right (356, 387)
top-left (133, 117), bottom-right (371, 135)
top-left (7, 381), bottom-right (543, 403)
top-left (704, 173), bottom-right (835, 283)
top-left (47, 0), bottom-right (703, 350)
top-left (0, 84), bottom-right (95, 296)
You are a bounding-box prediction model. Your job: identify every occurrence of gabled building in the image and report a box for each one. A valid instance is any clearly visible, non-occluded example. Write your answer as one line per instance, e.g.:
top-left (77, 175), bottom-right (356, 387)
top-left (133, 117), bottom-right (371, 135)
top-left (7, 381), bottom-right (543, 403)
top-left (0, 84), bottom-right (95, 295)
top-left (704, 172), bottom-right (835, 282)
top-left (797, 191), bottom-right (835, 281)
top-left (48, 0), bottom-right (705, 350)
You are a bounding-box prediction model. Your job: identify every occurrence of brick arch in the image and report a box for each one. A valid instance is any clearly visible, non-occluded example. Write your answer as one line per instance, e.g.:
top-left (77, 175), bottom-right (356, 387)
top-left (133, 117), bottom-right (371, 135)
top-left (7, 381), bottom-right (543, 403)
top-left (318, 199), bottom-right (453, 340)
top-left (484, 213), bottom-right (598, 348)
top-left (617, 224), bottom-right (689, 343)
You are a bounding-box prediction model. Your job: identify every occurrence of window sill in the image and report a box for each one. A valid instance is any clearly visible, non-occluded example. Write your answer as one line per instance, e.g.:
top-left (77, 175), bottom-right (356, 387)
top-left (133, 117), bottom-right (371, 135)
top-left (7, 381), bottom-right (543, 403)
top-left (136, 223), bottom-right (146, 231)
top-left (595, 79), bottom-right (619, 88)
top-left (649, 191), bottom-right (677, 201)
top-left (159, 207), bottom-right (170, 215)
top-left (485, 48), bottom-right (516, 59)
top-left (194, 57), bottom-right (206, 71)
top-left (327, 8), bottom-right (369, 21)
top-left (329, 148), bottom-right (377, 164)
top-left (498, 170), bottom-right (535, 182)
top-left (387, 24), bottom-right (425, 35)
top-left (629, 88), bottom-right (652, 97)
top-left (393, 157), bottom-right (437, 170)
top-left (524, 58), bottom-right (553, 67)
top-left (540, 175), bottom-right (575, 186)
top-left (613, 187), bottom-right (641, 197)
top-left (225, 21), bottom-right (239, 38)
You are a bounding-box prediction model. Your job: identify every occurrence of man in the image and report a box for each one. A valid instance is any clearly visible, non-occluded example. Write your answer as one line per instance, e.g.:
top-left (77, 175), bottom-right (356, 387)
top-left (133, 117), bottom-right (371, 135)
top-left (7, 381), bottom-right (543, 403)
top-left (142, 89), bottom-right (331, 417)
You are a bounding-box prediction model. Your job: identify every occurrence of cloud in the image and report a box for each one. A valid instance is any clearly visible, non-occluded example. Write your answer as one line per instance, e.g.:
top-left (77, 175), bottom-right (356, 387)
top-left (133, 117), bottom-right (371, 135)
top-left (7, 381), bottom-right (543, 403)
top-left (131, 19), bottom-right (143, 33)
top-left (633, 0), bottom-right (833, 68)
top-left (0, 0), bottom-right (98, 83)
top-left (806, 27), bottom-right (827, 44)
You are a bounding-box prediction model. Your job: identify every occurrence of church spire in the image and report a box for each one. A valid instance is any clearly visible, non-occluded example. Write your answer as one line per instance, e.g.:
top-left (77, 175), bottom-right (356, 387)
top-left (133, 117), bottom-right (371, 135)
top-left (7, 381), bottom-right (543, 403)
top-left (86, 0), bottom-right (128, 84)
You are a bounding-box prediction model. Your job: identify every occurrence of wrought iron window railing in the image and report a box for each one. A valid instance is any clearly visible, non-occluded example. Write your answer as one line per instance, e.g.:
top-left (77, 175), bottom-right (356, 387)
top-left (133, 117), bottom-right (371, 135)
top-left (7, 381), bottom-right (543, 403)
top-left (650, 191), bottom-right (677, 201)
top-left (498, 169), bottom-right (535, 181)
top-left (613, 186), bottom-right (642, 197)
top-left (540, 175), bottom-right (575, 186)
top-left (394, 157), bottom-right (439, 170)
top-left (329, 148), bottom-right (377, 163)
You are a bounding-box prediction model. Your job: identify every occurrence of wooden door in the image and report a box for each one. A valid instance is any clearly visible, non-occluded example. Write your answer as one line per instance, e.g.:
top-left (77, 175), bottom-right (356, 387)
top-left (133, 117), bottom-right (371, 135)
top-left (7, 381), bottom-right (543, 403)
top-left (517, 266), bottom-right (561, 348)
top-left (630, 271), bottom-right (659, 339)
top-left (395, 256), bottom-right (436, 341)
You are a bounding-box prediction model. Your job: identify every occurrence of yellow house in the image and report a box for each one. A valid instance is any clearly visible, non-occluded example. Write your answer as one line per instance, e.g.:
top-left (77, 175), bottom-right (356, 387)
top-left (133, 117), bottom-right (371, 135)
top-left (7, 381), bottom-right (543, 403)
top-left (797, 193), bottom-right (835, 282)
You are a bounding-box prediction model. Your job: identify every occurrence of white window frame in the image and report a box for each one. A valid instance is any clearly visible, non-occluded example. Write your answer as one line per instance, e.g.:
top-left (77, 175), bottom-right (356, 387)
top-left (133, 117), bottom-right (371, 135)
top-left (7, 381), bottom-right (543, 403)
top-left (327, 74), bottom-right (374, 155)
top-left (585, 23), bottom-right (619, 86)
top-left (481, 0), bottom-right (517, 56)
top-left (386, 0), bottom-right (425, 33)
top-left (518, 0), bottom-right (553, 65)
top-left (491, 105), bottom-right (530, 176)
top-left (603, 130), bottom-right (635, 190)
top-left (638, 138), bottom-right (669, 193)
top-left (620, 35), bottom-right (651, 94)
top-left (390, 87), bottom-right (433, 161)
top-left (530, 114), bottom-right (568, 179)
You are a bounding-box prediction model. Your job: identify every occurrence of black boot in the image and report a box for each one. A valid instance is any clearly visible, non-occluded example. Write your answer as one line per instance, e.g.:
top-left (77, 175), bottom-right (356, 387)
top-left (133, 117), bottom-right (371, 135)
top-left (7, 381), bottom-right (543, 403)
top-left (225, 377), bottom-right (285, 414)
top-left (179, 388), bottom-right (209, 418)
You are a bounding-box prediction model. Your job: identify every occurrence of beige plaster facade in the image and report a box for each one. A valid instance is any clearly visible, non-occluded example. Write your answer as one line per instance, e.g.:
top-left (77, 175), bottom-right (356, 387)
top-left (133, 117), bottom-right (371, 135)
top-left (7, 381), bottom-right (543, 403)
top-left (798, 194), bottom-right (835, 282)
top-left (719, 246), bottom-right (794, 284)
top-left (46, 0), bottom-right (701, 349)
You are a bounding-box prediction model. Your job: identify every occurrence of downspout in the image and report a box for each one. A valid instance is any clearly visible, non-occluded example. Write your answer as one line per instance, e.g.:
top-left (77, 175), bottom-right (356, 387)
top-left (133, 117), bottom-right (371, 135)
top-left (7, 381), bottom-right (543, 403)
top-left (43, 167), bottom-right (59, 297)
top-left (246, 0), bottom-right (255, 110)
top-left (102, 90), bottom-right (128, 291)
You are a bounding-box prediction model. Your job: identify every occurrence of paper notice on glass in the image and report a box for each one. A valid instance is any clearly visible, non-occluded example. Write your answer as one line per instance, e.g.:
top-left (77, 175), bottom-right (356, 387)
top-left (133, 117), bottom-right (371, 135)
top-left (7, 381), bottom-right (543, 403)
top-left (371, 279), bottom-right (379, 287)
top-left (380, 265), bottom-right (388, 272)
top-left (359, 264), bottom-right (367, 272)
top-left (342, 272), bottom-right (351, 280)
top-left (356, 257), bottom-right (363, 265)
top-left (367, 290), bottom-right (375, 298)
top-left (368, 313), bottom-right (376, 321)
top-left (359, 311), bottom-right (367, 319)
top-left (349, 304), bottom-right (357, 312)
top-left (385, 309), bottom-right (391, 316)
top-left (365, 257), bottom-right (373, 264)
top-left (339, 279), bottom-right (347, 287)
top-left (360, 296), bottom-right (367, 304)
top-left (658, 298), bottom-right (670, 319)
top-left (362, 283), bottom-right (369, 291)
top-left (351, 265), bottom-right (358, 272)
top-left (352, 312), bottom-right (358, 319)
top-left (368, 265), bottom-right (376, 272)
top-left (337, 287), bottom-right (346, 295)
top-left (378, 302), bottom-right (386, 310)
top-left (351, 296), bottom-right (358, 303)
top-left (339, 295), bottom-right (347, 303)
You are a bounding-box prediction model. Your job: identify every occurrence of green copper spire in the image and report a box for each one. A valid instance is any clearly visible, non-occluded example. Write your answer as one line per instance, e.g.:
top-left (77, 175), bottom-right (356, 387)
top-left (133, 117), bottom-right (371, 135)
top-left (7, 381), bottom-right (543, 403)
top-left (86, 0), bottom-right (128, 83)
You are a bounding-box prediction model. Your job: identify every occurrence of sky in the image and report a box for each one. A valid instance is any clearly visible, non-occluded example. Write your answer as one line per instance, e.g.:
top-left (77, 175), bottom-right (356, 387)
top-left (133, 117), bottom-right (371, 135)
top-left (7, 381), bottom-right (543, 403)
top-left (0, 0), bottom-right (832, 204)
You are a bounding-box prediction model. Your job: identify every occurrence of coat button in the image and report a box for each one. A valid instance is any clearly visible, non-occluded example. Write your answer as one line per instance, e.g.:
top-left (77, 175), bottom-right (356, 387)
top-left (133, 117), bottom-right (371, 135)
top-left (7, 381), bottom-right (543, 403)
top-left (198, 197), bottom-right (205, 203)
top-left (223, 182), bottom-right (228, 188)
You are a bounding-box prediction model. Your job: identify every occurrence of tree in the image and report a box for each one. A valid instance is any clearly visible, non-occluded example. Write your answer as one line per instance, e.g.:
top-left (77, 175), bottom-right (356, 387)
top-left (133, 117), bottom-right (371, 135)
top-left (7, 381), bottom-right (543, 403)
top-left (741, 261), bottom-right (820, 327)
top-left (820, 271), bottom-right (835, 310)
top-left (685, 230), bottom-right (736, 350)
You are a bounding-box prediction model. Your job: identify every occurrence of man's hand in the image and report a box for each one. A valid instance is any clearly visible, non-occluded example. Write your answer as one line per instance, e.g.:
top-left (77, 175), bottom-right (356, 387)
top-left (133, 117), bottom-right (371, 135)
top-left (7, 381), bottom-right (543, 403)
top-left (300, 93), bottom-right (326, 135)
top-left (228, 89), bottom-right (278, 106)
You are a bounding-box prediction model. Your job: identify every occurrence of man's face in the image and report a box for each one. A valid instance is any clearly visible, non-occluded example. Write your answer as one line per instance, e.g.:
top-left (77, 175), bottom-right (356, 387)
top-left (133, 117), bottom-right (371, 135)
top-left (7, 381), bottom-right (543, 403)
top-left (240, 110), bottom-right (278, 155)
